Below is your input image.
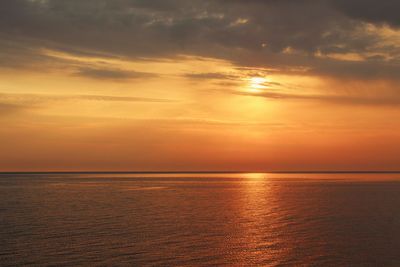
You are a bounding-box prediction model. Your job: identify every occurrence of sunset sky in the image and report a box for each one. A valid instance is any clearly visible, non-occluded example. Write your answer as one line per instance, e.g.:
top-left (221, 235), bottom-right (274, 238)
top-left (1, 0), bottom-right (400, 171)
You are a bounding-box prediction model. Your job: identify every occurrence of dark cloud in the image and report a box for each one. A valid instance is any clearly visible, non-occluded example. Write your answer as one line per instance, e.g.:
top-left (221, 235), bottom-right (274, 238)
top-left (0, 0), bottom-right (400, 81)
top-left (331, 0), bottom-right (400, 27)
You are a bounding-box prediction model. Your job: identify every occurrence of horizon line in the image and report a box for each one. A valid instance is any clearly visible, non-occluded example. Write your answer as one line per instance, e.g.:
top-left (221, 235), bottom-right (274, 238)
top-left (2, 171), bottom-right (400, 174)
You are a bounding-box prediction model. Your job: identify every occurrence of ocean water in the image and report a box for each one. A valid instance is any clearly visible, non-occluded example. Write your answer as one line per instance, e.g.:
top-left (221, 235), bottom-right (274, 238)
top-left (1, 173), bottom-right (400, 266)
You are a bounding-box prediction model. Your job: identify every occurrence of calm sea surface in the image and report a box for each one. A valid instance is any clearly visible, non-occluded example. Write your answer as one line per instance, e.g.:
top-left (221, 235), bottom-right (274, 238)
top-left (1, 173), bottom-right (400, 266)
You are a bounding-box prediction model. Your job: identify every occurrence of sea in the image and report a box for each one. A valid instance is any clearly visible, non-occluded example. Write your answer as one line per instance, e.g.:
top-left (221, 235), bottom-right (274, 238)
top-left (1, 172), bottom-right (400, 266)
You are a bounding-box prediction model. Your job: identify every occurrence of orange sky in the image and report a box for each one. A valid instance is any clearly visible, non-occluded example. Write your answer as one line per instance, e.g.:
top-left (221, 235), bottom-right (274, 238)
top-left (1, 0), bottom-right (400, 171)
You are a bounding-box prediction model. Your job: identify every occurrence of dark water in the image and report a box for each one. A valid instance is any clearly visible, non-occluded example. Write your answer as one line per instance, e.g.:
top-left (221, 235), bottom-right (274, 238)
top-left (1, 173), bottom-right (400, 266)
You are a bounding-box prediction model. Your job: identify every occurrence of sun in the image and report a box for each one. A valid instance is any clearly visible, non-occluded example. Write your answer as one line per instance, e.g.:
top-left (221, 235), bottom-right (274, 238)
top-left (248, 77), bottom-right (268, 92)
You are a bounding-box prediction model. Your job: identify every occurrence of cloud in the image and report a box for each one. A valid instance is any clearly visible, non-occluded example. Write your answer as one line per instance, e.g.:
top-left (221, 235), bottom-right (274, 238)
top-left (0, 102), bottom-right (27, 115)
top-left (74, 94), bottom-right (173, 103)
top-left (331, 0), bottom-right (400, 27)
top-left (73, 67), bottom-right (156, 80)
top-left (184, 72), bottom-right (239, 80)
top-left (0, 93), bottom-right (174, 104)
top-left (234, 90), bottom-right (400, 107)
top-left (1, 0), bottom-right (400, 81)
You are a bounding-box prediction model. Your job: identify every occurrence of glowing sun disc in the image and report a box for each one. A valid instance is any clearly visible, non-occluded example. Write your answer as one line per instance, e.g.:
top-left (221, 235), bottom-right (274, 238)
top-left (249, 77), bottom-right (268, 92)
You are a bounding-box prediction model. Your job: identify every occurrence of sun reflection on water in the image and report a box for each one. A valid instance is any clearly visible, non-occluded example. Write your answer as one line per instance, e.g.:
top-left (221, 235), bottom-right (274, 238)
top-left (242, 172), bottom-right (267, 180)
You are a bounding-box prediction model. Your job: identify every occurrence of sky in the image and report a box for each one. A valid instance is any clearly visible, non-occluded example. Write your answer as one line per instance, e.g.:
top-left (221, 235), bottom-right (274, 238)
top-left (1, 0), bottom-right (400, 172)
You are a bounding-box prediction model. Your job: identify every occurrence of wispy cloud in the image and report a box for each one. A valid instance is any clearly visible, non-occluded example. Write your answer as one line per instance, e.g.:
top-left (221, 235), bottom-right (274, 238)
top-left (0, 93), bottom-right (174, 104)
top-left (75, 94), bottom-right (173, 103)
top-left (73, 67), bottom-right (157, 81)
top-left (0, 102), bottom-right (28, 115)
top-left (234, 90), bottom-right (400, 106)
top-left (184, 72), bottom-right (239, 80)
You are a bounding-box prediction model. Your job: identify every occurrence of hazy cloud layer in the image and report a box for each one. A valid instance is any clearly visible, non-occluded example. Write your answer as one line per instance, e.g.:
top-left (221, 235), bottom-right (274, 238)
top-left (1, 0), bottom-right (400, 80)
